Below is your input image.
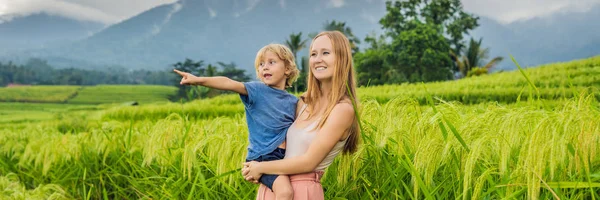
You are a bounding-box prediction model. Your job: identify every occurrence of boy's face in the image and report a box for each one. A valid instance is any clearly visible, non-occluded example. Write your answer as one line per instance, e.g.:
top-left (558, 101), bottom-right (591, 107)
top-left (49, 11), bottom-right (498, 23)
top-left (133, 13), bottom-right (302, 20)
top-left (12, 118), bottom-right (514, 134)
top-left (258, 51), bottom-right (288, 90)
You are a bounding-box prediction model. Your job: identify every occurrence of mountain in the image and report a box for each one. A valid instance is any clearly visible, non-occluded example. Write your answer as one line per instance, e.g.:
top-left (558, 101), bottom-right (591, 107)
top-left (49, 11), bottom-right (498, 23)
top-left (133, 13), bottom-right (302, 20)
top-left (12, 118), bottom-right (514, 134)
top-left (470, 5), bottom-right (600, 70)
top-left (2, 0), bottom-right (386, 71)
top-left (1, 0), bottom-right (599, 74)
top-left (0, 13), bottom-right (104, 54)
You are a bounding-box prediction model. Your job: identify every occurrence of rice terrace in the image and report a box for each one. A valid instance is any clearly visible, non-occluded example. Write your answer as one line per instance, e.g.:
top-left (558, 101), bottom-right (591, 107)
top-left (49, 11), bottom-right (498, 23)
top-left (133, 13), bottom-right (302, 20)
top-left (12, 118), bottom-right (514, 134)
top-left (0, 56), bottom-right (598, 199)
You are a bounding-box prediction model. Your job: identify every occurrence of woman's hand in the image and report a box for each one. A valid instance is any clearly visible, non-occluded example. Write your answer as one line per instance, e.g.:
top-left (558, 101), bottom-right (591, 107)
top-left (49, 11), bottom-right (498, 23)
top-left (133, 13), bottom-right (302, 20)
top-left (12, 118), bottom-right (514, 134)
top-left (242, 161), bottom-right (263, 183)
top-left (173, 69), bottom-right (198, 85)
top-left (241, 166), bottom-right (259, 184)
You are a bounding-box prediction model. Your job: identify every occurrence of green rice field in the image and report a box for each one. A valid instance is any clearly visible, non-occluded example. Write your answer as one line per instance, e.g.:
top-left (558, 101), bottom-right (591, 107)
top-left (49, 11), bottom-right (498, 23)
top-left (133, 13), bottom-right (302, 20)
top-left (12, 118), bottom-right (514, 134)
top-left (0, 56), bottom-right (599, 199)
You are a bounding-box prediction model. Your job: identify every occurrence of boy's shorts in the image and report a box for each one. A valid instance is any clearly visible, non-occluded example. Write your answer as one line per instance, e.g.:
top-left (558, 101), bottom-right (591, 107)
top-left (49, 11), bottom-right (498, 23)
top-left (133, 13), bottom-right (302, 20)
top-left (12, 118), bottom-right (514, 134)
top-left (246, 147), bottom-right (285, 191)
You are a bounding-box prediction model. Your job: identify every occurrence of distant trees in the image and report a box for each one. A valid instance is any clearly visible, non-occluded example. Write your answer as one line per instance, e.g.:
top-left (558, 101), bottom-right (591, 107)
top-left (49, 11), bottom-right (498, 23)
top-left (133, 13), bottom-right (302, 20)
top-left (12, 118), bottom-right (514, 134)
top-left (171, 58), bottom-right (251, 101)
top-left (0, 58), bottom-right (175, 86)
top-left (451, 38), bottom-right (504, 78)
top-left (285, 32), bottom-right (309, 93)
top-left (323, 20), bottom-right (361, 54)
top-left (0, 57), bottom-right (254, 102)
top-left (353, 0), bottom-right (503, 86)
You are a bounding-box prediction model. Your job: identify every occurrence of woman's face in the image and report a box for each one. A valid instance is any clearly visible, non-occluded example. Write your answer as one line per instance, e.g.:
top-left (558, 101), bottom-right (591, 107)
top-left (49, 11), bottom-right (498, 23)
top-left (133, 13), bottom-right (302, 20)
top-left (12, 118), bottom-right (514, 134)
top-left (309, 36), bottom-right (336, 81)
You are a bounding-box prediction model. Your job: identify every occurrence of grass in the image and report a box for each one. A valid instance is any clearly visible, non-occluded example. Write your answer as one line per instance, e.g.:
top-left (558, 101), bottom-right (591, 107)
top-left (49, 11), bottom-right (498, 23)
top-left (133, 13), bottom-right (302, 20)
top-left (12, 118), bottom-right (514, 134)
top-left (0, 56), bottom-right (599, 199)
top-left (0, 86), bottom-right (80, 103)
top-left (0, 95), bottom-right (598, 199)
top-left (0, 102), bottom-right (99, 124)
top-left (68, 85), bottom-right (177, 104)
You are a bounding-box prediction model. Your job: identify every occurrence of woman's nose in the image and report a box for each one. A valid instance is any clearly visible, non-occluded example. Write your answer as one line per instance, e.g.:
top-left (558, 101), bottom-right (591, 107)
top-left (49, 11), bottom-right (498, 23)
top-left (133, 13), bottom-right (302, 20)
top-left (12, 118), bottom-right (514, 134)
top-left (313, 55), bottom-right (323, 63)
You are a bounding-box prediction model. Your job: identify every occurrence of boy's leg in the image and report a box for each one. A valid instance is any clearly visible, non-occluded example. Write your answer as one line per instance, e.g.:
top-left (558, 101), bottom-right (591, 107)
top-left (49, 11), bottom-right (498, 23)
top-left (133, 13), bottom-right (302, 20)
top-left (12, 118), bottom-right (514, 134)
top-left (272, 175), bottom-right (293, 200)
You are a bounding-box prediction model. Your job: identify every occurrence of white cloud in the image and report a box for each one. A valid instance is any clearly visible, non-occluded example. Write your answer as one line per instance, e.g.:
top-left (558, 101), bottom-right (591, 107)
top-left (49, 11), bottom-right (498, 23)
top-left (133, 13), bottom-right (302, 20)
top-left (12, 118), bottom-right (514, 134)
top-left (0, 0), bottom-right (119, 24)
top-left (1, 0), bottom-right (598, 25)
top-left (329, 0), bottom-right (345, 8)
top-left (461, 0), bottom-right (600, 24)
top-left (233, 0), bottom-right (261, 17)
top-left (279, 0), bottom-right (285, 9)
top-left (0, 0), bottom-right (176, 24)
top-left (208, 7), bottom-right (217, 18)
top-left (245, 0), bottom-right (261, 12)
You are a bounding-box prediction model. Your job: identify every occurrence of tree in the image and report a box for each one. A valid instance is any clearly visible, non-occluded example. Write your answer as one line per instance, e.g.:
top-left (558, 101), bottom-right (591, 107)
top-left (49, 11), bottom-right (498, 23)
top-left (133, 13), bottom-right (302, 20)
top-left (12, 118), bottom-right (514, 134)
top-left (387, 20), bottom-right (454, 82)
top-left (285, 32), bottom-right (309, 63)
top-left (376, 0), bottom-right (479, 82)
top-left (354, 48), bottom-right (394, 86)
top-left (171, 58), bottom-right (205, 101)
top-left (285, 32), bottom-right (309, 93)
top-left (380, 0), bottom-right (479, 54)
top-left (451, 38), bottom-right (504, 77)
top-left (323, 20), bottom-right (361, 54)
top-left (216, 62), bottom-right (251, 82)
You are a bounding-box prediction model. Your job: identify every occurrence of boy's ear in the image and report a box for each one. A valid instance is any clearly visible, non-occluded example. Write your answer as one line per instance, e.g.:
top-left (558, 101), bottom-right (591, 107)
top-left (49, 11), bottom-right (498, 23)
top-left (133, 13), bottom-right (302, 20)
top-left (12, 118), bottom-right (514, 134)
top-left (285, 68), bottom-right (291, 77)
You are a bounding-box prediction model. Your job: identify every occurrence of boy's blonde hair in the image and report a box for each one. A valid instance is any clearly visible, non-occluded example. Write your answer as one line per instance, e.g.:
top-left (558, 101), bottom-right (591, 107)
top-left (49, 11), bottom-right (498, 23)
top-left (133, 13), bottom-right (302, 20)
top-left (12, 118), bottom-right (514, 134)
top-left (254, 44), bottom-right (300, 88)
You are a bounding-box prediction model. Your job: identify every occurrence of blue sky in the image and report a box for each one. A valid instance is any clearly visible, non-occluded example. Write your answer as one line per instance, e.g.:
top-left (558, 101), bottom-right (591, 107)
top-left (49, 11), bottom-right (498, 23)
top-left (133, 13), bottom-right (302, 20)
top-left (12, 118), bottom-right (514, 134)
top-left (0, 0), bottom-right (599, 25)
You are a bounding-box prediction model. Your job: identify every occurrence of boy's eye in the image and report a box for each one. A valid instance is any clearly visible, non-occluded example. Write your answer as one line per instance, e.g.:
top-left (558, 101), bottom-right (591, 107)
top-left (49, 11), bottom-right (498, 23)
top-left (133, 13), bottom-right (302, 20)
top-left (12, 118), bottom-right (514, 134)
top-left (270, 61), bottom-right (276, 65)
top-left (259, 62), bottom-right (264, 67)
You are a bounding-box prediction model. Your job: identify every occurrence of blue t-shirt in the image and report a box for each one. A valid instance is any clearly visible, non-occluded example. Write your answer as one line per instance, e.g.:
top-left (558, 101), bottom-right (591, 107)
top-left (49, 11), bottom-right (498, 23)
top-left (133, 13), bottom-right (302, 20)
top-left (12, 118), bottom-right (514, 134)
top-left (240, 81), bottom-right (298, 160)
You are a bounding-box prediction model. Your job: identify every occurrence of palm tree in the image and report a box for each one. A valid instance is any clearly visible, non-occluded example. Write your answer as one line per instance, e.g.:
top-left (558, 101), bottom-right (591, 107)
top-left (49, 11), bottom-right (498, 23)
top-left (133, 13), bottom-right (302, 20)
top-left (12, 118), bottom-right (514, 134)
top-left (285, 32), bottom-right (308, 63)
top-left (323, 20), bottom-right (361, 54)
top-left (285, 32), bottom-right (309, 93)
top-left (451, 38), bottom-right (503, 77)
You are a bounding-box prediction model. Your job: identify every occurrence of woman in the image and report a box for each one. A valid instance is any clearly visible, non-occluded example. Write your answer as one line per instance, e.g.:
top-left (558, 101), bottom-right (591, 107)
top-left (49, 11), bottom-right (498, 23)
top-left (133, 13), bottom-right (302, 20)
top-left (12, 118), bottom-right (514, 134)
top-left (242, 30), bottom-right (361, 199)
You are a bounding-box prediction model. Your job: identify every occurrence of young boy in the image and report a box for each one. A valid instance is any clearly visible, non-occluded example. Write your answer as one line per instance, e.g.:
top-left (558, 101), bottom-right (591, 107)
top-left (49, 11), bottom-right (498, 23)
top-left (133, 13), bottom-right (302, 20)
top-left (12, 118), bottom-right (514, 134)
top-left (174, 43), bottom-right (299, 199)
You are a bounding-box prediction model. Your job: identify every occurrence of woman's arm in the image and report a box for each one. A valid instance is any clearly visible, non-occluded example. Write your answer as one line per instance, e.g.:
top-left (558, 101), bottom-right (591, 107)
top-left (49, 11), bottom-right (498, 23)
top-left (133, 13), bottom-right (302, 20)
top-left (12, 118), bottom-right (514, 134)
top-left (174, 69), bottom-right (247, 95)
top-left (244, 102), bottom-right (355, 176)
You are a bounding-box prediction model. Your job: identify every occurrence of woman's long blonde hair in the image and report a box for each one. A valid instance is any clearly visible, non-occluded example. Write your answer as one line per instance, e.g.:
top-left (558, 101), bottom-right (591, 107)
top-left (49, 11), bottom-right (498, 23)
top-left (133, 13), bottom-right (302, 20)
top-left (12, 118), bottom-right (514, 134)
top-left (303, 31), bottom-right (360, 154)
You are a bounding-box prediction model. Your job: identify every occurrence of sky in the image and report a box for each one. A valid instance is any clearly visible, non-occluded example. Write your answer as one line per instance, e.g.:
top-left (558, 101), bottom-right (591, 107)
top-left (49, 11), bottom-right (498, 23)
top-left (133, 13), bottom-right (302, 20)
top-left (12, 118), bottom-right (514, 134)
top-left (0, 0), bottom-right (599, 25)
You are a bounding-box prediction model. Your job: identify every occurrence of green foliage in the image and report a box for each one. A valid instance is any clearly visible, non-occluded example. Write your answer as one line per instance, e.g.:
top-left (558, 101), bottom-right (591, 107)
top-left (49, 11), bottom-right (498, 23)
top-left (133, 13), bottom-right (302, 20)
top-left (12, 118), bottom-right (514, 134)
top-left (323, 20), bottom-right (361, 54)
top-left (358, 56), bottom-right (600, 104)
top-left (452, 38), bottom-right (504, 77)
top-left (285, 32), bottom-right (309, 93)
top-left (216, 62), bottom-right (251, 83)
top-left (1, 56), bottom-right (600, 199)
top-left (56, 115), bottom-right (88, 134)
top-left (0, 173), bottom-right (68, 199)
top-left (171, 59), bottom-right (252, 101)
top-left (0, 58), bottom-right (175, 86)
top-left (380, 0), bottom-right (479, 54)
top-left (1, 93), bottom-right (599, 199)
top-left (0, 86), bottom-right (81, 103)
top-left (467, 67), bottom-right (488, 77)
top-left (68, 85), bottom-right (177, 104)
top-left (354, 0), bottom-right (480, 85)
top-left (354, 48), bottom-right (394, 86)
top-left (390, 20), bottom-right (454, 82)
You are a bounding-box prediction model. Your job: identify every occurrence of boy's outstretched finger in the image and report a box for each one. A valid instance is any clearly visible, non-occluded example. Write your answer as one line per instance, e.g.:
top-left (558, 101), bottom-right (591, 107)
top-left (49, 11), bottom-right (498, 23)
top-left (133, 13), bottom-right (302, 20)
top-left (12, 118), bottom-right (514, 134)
top-left (173, 69), bottom-right (186, 76)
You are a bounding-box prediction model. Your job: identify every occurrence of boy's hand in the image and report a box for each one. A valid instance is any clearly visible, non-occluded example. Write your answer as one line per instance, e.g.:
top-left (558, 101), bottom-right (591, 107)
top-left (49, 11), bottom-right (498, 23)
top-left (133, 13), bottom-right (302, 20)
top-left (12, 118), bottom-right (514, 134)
top-left (173, 69), bottom-right (197, 85)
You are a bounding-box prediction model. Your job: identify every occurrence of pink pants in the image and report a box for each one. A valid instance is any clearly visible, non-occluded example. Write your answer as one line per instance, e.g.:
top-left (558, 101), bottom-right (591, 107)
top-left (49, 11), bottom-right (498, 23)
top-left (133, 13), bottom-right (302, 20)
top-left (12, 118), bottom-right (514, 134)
top-left (256, 171), bottom-right (325, 200)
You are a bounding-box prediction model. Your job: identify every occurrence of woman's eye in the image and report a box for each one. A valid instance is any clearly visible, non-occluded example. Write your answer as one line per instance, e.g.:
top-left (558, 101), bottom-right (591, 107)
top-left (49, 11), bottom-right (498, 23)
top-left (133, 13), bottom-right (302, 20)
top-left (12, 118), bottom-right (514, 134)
top-left (310, 53), bottom-right (316, 57)
top-left (323, 52), bottom-right (330, 55)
